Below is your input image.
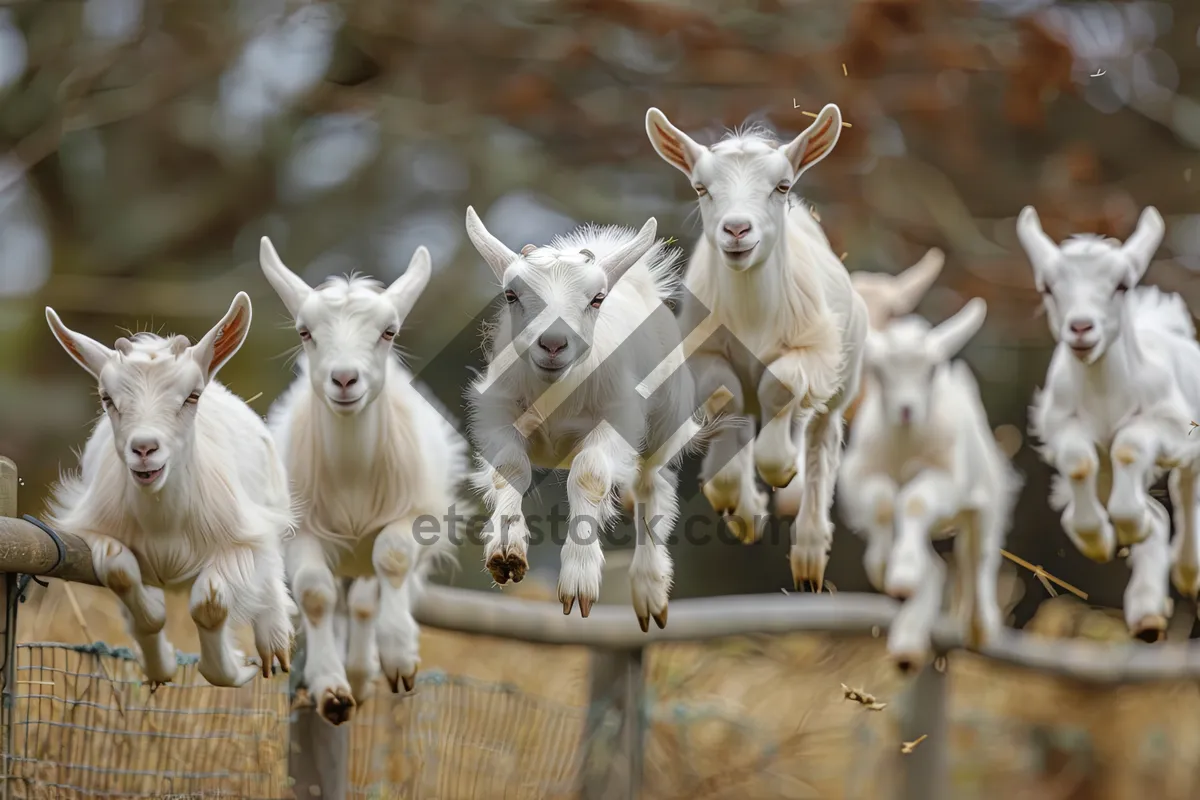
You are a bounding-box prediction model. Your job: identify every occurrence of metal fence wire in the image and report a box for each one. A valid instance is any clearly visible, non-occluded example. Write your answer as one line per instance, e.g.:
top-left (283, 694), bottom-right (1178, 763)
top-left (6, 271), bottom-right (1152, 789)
top-left (2, 632), bottom-right (1173, 800)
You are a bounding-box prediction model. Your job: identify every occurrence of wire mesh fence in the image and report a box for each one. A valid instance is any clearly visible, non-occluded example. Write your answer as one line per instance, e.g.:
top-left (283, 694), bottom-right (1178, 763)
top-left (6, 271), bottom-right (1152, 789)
top-left (8, 630), bottom-right (1188, 800)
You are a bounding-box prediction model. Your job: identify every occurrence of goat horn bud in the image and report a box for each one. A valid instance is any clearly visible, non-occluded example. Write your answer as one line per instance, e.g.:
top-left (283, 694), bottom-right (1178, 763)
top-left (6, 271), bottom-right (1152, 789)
top-left (114, 337), bottom-right (134, 355)
top-left (521, 244), bottom-right (536, 256)
top-left (580, 249), bottom-right (595, 261)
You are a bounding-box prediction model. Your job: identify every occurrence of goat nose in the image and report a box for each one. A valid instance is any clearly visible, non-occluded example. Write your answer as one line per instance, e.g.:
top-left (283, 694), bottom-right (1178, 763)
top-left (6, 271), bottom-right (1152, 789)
top-left (538, 334), bottom-right (567, 356)
top-left (130, 437), bottom-right (159, 459)
top-left (330, 369), bottom-right (359, 389)
top-left (723, 220), bottom-right (752, 239)
top-left (1069, 319), bottom-right (1094, 335)
top-left (899, 406), bottom-right (912, 424)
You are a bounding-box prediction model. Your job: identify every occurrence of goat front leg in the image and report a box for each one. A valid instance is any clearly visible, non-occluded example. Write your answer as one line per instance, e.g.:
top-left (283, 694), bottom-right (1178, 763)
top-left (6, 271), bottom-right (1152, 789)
top-left (474, 434), bottom-right (533, 585)
top-left (91, 536), bottom-right (176, 687)
top-left (189, 549), bottom-right (261, 688)
top-left (885, 469), bottom-right (958, 599)
top-left (1124, 498), bottom-right (1173, 643)
top-left (1108, 419), bottom-right (1167, 546)
top-left (344, 577), bottom-right (380, 703)
top-left (695, 353), bottom-right (766, 544)
top-left (372, 521), bottom-right (424, 693)
top-left (1051, 425), bottom-right (1113, 562)
top-left (287, 534), bottom-right (355, 725)
top-left (790, 409), bottom-right (844, 592)
top-left (755, 354), bottom-right (805, 489)
top-left (842, 474), bottom-right (898, 593)
top-left (1169, 466), bottom-right (1200, 599)
top-left (887, 540), bottom-right (946, 674)
top-left (560, 424), bottom-right (637, 618)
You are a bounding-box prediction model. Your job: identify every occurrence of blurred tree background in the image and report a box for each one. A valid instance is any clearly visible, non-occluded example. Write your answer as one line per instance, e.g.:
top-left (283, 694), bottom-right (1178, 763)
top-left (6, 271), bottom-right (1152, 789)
top-left (2, 0), bottom-right (1199, 626)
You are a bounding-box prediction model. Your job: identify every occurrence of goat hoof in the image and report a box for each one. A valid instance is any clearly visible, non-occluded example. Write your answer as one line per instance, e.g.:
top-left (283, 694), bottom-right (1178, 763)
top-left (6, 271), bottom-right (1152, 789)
top-left (1133, 616), bottom-right (1167, 644)
top-left (579, 597), bottom-right (593, 618)
top-left (402, 672), bottom-right (416, 693)
top-left (318, 687), bottom-right (356, 726)
top-left (651, 607), bottom-right (667, 630)
top-left (487, 550), bottom-right (528, 585)
top-left (562, 596), bottom-right (575, 616)
top-left (637, 615), bottom-right (649, 633)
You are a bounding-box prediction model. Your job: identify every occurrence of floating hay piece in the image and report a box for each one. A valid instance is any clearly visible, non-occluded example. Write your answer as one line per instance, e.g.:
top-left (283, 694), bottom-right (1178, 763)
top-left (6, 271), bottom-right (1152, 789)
top-left (1191, 420), bottom-right (1199, 435)
top-left (840, 252), bottom-right (848, 261)
top-left (798, 109), bottom-right (853, 128)
top-left (841, 683), bottom-right (887, 711)
top-left (246, 391), bottom-right (263, 404)
top-left (843, 63), bottom-right (848, 76)
top-left (1000, 549), bottom-right (1087, 600)
top-left (901, 734), bottom-right (928, 754)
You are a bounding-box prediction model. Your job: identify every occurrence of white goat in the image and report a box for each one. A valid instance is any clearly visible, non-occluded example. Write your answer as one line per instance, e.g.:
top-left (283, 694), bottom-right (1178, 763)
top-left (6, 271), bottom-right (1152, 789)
top-left (260, 238), bottom-right (468, 726)
top-left (463, 208), bottom-right (701, 628)
top-left (646, 104), bottom-right (869, 591)
top-left (776, 248), bottom-right (945, 522)
top-left (1018, 205), bottom-right (1200, 641)
top-left (837, 298), bottom-right (1018, 669)
top-left (43, 294), bottom-right (296, 688)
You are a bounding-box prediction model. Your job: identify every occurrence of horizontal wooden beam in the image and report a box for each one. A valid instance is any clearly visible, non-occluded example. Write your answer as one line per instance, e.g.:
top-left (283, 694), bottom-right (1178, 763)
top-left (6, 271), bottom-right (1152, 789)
top-left (1, 509), bottom-right (1198, 685)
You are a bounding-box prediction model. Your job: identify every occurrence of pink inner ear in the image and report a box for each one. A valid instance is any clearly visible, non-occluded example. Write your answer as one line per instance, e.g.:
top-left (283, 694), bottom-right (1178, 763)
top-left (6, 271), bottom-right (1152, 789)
top-left (799, 116), bottom-right (836, 168)
top-left (652, 122), bottom-right (690, 171)
top-left (211, 306), bottom-right (247, 368)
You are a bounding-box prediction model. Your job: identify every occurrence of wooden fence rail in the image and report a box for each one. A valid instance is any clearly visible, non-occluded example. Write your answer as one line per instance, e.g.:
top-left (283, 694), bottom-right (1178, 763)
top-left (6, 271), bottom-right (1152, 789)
top-left (5, 454), bottom-right (1200, 799)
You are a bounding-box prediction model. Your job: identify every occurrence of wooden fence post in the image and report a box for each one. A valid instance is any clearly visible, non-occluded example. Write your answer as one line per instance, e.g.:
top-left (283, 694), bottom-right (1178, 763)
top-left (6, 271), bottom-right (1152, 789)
top-left (287, 632), bottom-right (350, 800)
top-left (579, 646), bottom-right (645, 800)
top-left (898, 656), bottom-right (949, 800)
top-left (0, 457), bottom-right (18, 800)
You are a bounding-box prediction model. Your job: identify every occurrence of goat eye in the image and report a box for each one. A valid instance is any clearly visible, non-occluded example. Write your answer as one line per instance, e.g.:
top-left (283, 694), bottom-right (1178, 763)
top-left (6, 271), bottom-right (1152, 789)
top-left (1115, 282), bottom-right (1129, 294)
top-left (101, 394), bottom-right (115, 412)
top-left (590, 293), bottom-right (606, 309)
top-left (1039, 284), bottom-right (1053, 297)
top-left (776, 182), bottom-right (791, 194)
top-left (504, 290), bottom-right (518, 304)
top-left (298, 328), bottom-right (312, 342)
top-left (381, 327), bottom-right (397, 342)
top-left (694, 185), bottom-right (708, 197)
top-left (184, 392), bottom-right (201, 407)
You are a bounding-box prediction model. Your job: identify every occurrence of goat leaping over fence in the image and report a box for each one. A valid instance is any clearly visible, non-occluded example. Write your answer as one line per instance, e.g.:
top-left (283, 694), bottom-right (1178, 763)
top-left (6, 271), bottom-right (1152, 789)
top-left (259, 238), bottom-right (469, 726)
top-left (43, 294), bottom-right (297, 689)
top-left (645, 104), bottom-right (869, 591)
top-left (1018, 205), bottom-right (1199, 641)
top-left (463, 208), bottom-right (702, 629)
top-left (837, 298), bottom-right (1018, 670)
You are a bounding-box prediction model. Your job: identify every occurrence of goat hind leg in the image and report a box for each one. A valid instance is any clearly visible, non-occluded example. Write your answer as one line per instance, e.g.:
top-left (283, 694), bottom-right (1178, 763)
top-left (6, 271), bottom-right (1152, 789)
top-left (1124, 499), bottom-right (1173, 643)
top-left (1108, 421), bottom-right (1162, 545)
top-left (790, 410), bottom-right (841, 592)
top-left (189, 552), bottom-right (260, 688)
top-left (248, 546), bottom-right (295, 679)
top-left (630, 467), bottom-right (677, 632)
top-left (1169, 466), bottom-right (1200, 599)
top-left (372, 522), bottom-right (422, 693)
top-left (289, 536), bottom-right (355, 725)
top-left (345, 577), bottom-right (381, 702)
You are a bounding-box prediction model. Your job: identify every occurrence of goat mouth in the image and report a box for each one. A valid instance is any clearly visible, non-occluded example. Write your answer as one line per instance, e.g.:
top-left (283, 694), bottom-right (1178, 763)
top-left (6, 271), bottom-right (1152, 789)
top-left (130, 466), bottom-right (165, 486)
top-left (1069, 343), bottom-right (1096, 359)
top-left (327, 395), bottom-right (364, 410)
top-left (722, 243), bottom-right (757, 258)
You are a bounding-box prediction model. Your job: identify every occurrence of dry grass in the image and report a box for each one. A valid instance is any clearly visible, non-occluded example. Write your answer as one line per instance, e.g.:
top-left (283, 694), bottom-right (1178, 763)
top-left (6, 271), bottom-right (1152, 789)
top-left (9, 580), bottom-right (1200, 799)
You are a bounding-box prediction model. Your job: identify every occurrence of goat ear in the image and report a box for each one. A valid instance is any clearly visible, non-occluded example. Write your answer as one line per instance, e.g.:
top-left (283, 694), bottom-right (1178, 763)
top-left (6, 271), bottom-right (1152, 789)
top-left (191, 292), bottom-right (253, 382)
top-left (259, 237), bottom-right (312, 318)
top-left (45, 307), bottom-right (115, 380)
top-left (599, 218), bottom-right (657, 288)
top-left (465, 206), bottom-right (519, 281)
top-left (929, 297), bottom-right (986, 361)
top-left (889, 248), bottom-right (944, 316)
top-left (1120, 206), bottom-right (1165, 284)
top-left (782, 104), bottom-right (842, 181)
top-left (1015, 206), bottom-right (1059, 282)
top-left (386, 246), bottom-right (432, 324)
top-left (645, 108), bottom-right (706, 178)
